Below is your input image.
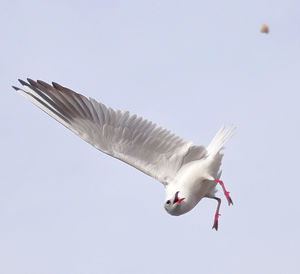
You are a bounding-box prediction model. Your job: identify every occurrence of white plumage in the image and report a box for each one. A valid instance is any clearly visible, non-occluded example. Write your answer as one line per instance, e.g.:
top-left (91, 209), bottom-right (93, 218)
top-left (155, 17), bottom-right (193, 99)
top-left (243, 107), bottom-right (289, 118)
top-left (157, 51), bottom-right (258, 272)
top-left (13, 79), bottom-right (235, 230)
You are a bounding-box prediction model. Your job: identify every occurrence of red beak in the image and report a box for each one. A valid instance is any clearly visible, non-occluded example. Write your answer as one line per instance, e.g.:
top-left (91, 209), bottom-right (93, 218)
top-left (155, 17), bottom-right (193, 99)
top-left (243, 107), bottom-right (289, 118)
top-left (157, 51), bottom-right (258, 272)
top-left (173, 191), bottom-right (185, 204)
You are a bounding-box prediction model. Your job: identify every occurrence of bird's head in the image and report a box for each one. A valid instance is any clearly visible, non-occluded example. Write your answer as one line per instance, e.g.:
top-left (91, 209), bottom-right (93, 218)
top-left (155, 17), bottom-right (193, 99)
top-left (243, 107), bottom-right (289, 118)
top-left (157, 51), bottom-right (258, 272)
top-left (164, 191), bottom-right (187, 216)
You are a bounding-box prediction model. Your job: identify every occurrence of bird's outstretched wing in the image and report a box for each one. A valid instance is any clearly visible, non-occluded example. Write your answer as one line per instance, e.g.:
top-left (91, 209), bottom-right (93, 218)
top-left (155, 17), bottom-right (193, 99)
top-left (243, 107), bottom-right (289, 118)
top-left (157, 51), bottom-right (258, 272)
top-left (13, 79), bottom-right (207, 184)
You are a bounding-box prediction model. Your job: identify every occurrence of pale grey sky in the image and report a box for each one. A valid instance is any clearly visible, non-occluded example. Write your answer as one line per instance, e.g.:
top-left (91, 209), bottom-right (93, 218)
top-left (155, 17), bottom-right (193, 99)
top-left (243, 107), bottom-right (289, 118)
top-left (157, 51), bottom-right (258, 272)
top-left (1, 0), bottom-right (300, 273)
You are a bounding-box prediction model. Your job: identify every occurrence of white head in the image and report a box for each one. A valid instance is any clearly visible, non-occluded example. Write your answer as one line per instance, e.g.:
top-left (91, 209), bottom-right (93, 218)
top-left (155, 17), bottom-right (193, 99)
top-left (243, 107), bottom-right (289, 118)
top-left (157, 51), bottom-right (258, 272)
top-left (164, 191), bottom-right (191, 216)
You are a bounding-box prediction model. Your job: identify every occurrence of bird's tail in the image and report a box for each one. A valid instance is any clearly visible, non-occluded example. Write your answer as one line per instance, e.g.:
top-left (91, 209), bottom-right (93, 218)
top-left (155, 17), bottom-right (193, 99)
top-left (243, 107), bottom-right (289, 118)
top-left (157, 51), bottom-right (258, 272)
top-left (205, 125), bottom-right (235, 179)
top-left (206, 125), bottom-right (236, 158)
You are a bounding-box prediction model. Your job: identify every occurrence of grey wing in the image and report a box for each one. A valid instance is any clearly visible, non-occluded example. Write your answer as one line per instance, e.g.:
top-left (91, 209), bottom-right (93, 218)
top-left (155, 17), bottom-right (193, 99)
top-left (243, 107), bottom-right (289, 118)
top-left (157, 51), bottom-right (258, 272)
top-left (13, 79), bottom-right (206, 184)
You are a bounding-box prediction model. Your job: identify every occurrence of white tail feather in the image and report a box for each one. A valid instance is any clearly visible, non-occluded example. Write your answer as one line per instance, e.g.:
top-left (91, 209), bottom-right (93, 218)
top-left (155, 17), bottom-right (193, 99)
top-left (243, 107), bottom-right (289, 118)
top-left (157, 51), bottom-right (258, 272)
top-left (206, 125), bottom-right (236, 158)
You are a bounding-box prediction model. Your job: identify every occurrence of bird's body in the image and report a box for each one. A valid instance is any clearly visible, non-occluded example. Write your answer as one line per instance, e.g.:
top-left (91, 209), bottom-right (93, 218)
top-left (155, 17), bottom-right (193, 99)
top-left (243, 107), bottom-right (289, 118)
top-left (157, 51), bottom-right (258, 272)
top-left (164, 127), bottom-right (230, 217)
top-left (165, 160), bottom-right (217, 215)
top-left (13, 79), bottom-right (235, 230)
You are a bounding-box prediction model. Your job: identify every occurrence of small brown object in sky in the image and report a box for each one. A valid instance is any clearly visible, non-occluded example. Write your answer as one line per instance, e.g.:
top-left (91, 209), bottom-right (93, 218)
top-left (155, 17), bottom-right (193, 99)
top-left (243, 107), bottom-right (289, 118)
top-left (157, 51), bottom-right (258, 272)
top-left (260, 24), bottom-right (269, 34)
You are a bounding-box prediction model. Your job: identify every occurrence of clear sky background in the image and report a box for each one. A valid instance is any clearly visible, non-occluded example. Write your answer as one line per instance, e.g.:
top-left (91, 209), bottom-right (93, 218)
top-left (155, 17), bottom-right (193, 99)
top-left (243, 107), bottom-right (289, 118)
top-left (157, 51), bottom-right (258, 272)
top-left (1, 1), bottom-right (300, 273)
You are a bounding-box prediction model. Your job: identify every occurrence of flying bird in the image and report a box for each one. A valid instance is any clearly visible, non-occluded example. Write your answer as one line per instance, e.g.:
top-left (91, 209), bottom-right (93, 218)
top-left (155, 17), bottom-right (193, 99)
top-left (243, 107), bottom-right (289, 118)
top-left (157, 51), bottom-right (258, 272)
top-left (13, 79), bottom-right (235, 230)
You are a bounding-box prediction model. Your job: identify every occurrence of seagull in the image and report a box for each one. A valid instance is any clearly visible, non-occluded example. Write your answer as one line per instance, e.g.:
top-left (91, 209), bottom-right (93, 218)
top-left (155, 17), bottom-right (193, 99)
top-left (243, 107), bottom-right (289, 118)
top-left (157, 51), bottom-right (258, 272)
top-left (13, 79), bottom-right (235, 230)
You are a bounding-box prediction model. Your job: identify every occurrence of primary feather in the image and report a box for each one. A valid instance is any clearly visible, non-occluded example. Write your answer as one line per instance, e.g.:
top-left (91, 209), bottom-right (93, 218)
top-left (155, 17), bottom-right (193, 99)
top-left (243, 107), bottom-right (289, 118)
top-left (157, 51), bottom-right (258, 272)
top-left (13, 79), bottom-right (207, 185)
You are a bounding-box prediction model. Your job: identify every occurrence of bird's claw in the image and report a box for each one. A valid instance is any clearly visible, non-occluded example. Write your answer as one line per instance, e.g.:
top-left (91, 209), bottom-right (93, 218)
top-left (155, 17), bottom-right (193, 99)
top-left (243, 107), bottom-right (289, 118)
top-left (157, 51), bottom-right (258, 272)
top-left (212, 213), bottom-right (220, 231)
top-left (212, 219), bottom-right (219, 231)
top-left (225, 192), bottom-right (233, 206)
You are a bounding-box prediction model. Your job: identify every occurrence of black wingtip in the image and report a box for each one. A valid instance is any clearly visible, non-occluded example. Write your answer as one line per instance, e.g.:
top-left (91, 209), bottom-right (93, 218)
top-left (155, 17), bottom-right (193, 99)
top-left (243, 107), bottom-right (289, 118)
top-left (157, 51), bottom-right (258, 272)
top-left (27, 78), bottom-right (36, 86)
top-left (37, 80), bottom-right (53, 89)
top-left (52, 81), bottom-right (63, 89)
top-left (18, 79), bottom-right (28, 86)
top-left (12, 85), bottom-right (20, 91)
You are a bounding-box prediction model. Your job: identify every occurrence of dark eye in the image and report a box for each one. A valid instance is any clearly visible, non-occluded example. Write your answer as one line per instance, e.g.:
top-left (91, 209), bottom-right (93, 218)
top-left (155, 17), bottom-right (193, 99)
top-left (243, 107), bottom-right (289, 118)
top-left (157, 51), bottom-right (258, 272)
top-left (166, 200), bottom-right (171, 205)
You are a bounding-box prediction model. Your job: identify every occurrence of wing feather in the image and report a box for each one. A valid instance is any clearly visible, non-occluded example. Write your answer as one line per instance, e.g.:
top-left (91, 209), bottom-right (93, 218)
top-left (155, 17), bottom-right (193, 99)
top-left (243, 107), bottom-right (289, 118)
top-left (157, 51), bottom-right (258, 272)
top-left (14, 79), bottom-right (207, 184)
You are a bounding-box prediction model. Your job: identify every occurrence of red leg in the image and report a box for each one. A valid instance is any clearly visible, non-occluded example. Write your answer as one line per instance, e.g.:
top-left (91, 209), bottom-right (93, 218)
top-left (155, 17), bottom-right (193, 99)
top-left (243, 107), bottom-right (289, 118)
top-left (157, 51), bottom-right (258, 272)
top-left (214, 179), bottom-right (233, 205)
top-left (212, 197), bottom-right (221, 231)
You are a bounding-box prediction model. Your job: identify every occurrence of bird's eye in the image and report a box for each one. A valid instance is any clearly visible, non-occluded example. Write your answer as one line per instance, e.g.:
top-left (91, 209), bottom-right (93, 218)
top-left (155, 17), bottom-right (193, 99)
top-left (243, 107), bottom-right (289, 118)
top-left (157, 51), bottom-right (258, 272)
top-left (166, 200), bottom-right (171, 205)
